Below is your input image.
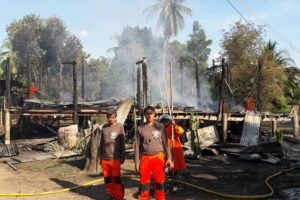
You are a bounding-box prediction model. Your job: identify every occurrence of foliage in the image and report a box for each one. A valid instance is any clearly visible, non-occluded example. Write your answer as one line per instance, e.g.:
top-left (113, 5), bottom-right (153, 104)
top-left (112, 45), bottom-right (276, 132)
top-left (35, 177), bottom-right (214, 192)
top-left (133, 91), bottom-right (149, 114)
top-left (6, 14), bottom-right (83, 101)
top-left (282, 67), bottom-right (300, 104)
top-left (0, 39), bottom-right (18, 78)
top-left (187, 21), bottom-right (212, 70)
top-left (84, 56), bottom-right (111, 100)
top-left (220, 20), bottom-right (264, 104)
top-left (261, 40), bottom-right (296, 111)
top-left (144, 0), bottom-right (192, 40)
top-left (275, 130), bottom-right (283, 144)
top-left (189, 112), bottom-right (200, 157)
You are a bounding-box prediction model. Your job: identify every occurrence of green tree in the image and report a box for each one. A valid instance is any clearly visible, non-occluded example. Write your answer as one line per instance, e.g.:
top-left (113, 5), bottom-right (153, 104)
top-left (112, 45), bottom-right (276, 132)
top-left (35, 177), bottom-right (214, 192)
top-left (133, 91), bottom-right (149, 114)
top-left (187, 21), bottom-right (212, 72)
top-left (262, 40), bottom-right (294, 67)
top-left (6, 14), bottom-right (44, 85)
top-left (6, 14), bottom-right (83, 100)
top-left (283, 66), bottom-right (300, 104)
top-left (262, 40), bottom-right (299, 110)
top-left (220, 20), bottom-right (264, 105)
top-left (260, 40), bottom-right (295, 110)
top-left (0, 39), bottom-right (17, 78)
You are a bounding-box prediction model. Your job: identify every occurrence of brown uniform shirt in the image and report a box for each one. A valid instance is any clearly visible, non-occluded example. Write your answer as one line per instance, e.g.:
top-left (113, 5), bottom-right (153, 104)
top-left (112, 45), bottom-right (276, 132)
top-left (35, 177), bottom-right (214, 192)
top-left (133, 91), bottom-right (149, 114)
top-left (135, 121), bottom-right (171, 163)
top-left (99, 122), bottom-right (125, 160)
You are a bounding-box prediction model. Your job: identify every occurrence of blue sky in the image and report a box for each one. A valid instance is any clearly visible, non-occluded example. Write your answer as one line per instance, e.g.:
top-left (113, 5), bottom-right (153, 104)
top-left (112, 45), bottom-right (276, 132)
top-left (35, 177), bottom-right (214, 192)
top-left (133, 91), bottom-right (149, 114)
top-left (1, 0), bottom-right (300, 67)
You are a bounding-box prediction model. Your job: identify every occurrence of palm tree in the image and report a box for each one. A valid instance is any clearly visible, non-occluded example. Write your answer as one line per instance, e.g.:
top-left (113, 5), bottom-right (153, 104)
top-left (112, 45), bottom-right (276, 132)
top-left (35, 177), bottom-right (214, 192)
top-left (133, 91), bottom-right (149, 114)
top-left (262, 40), bottom-right (295, 67)
top-left (261, 40), bottom-right (298, 109)
top-left (144, 0), bottom-right (192, 41)
top-left (144, 0), bottom-right (191, 108)
top-left (0, 39), bottom-right (17, 77)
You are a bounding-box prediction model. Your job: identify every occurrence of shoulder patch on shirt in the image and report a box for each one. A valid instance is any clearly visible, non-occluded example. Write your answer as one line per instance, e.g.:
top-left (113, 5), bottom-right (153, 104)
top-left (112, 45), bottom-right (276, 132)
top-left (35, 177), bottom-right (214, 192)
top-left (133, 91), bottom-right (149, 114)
top-left (152, 130), bottom-right (161, 139)
top-left (110, 131), bottom-right (118, 139)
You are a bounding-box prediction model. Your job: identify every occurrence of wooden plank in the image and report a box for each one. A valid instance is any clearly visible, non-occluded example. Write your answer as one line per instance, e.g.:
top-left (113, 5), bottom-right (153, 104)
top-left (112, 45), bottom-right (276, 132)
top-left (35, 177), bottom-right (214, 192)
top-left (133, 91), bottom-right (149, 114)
top-left (7, 151), bottom-right (81, 164)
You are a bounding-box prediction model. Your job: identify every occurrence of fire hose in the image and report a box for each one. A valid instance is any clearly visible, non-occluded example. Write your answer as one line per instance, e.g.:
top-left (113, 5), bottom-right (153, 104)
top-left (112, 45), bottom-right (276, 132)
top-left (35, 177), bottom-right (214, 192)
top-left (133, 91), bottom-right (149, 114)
top-left (0, 168), bottom-right (295, 198)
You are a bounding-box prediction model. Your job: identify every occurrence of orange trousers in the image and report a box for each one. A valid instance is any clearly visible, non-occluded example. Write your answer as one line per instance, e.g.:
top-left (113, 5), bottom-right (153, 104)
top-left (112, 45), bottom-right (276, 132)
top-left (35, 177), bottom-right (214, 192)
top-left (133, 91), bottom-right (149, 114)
top-left (101, 159), bottom-right (124, 200)
top-left (139, 152), bottom-right (165, 200)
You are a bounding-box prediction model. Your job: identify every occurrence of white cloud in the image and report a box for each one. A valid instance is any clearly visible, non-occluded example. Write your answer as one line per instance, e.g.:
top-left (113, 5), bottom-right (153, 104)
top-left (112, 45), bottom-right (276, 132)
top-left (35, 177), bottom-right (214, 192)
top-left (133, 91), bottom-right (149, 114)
top-left (74, 30), bottom-right (89, 38)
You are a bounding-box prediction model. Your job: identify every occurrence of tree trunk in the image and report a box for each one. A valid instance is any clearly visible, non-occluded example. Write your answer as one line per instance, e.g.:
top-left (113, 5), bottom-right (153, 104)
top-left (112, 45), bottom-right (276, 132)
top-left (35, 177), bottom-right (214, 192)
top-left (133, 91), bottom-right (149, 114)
top-left (83, 124), bottom-right (101, 175)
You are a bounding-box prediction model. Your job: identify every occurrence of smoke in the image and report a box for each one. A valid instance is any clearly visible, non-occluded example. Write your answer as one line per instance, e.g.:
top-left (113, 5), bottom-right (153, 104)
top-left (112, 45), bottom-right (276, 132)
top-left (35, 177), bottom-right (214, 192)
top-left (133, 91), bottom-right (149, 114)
top-left (97, 26), bottom-right (217, 111)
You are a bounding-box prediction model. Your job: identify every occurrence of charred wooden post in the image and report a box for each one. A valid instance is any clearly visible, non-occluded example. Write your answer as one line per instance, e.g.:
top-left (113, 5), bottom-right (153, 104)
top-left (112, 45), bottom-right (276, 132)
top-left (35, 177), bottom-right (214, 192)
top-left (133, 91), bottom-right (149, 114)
top-left (132, 62), bottom-right (135, 94)
top-left (292, 105), bottom-right (299, 138)
top-left (218, 58), bottom-right (227, 121)
top-left (195, 61), bottom-right (201, 108)
top-left (27, 59), bottom-right (31, 99)
top-left (82, 56), bottom-right (85, 100)
top-left (0, 108), bottom-right (2, 127)
top-left (73, 61), bottom-right (78, 124)
top-left (272, 119), bottom-right (277, 136)
top-left (136, 65), bottom-right (142, 109)
top-left (257, 59), bottom-right (263, 112)
top-left (5, 111), bottom-right (10, 144)
top-left (5, 58), bottom-right (11, 144)
top-left (5, 58), bottom-right (11, 109)
top-left (222, 113), bottom-right (228, 143)
top-left (62, 61), bottom-right (78, 124)
top-left (142, 58), bottom-right (148, 106)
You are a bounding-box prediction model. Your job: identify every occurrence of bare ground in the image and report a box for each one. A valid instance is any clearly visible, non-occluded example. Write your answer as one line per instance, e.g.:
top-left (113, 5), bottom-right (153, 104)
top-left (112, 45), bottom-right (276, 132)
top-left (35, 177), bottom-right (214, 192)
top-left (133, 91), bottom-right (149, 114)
top-left (0, 150), bottom-right (300, 200)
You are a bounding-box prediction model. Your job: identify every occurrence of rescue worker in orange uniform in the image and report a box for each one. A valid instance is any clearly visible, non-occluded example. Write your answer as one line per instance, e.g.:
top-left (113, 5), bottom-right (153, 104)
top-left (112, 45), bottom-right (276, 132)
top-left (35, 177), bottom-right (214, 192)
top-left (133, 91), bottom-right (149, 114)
top-left (135, 106), bottom-right (173, 200)
top-left (243, 95), bottom-right (255, 111)
top-left (29, 83), bottom-right (38, 99)
top-left (159, 114), bottom-right (186, 192)
top-left (100, 110), bottom-right (125, 200)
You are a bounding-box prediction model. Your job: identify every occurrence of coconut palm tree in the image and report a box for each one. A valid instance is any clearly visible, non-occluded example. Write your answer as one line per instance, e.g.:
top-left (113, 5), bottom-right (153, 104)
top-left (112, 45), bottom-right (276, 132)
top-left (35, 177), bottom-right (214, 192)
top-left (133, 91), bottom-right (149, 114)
top-left (144, 0), bottom-right (191, 108)
top-left (0, 39), bottom-right (17, 77)
top-left (262, 40), bottom-right (295, 67)
top-left (144, 0), bottom-right (192, 41)
top-left (261, 40), bottom-right (299, 109)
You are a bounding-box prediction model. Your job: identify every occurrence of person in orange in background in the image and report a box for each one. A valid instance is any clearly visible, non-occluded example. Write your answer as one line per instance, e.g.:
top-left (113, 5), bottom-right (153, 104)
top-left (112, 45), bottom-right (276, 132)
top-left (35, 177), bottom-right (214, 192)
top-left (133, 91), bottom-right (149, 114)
top-left (99, 110), bottom-right (125, 200)
top-left (135, 106), bottom-right (173, 200)
top-left (29, 83), bottom-right (38, 99)
top-left (243, 95), bottom-right (255, 111)
top-left (159, 114), bottom-right (186, 192)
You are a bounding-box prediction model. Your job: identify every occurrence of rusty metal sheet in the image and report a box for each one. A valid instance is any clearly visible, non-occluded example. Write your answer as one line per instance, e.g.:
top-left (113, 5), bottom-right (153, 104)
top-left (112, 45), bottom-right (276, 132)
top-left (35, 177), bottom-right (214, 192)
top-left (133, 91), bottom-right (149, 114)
top-left (240, 111), bottom-right (261, 146)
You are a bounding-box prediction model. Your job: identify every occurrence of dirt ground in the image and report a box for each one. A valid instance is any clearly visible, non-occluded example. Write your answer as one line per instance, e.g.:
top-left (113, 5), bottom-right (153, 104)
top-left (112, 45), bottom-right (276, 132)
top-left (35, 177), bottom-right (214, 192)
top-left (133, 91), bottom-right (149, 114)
top-left (1, 149), bottom-right (300, 200)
